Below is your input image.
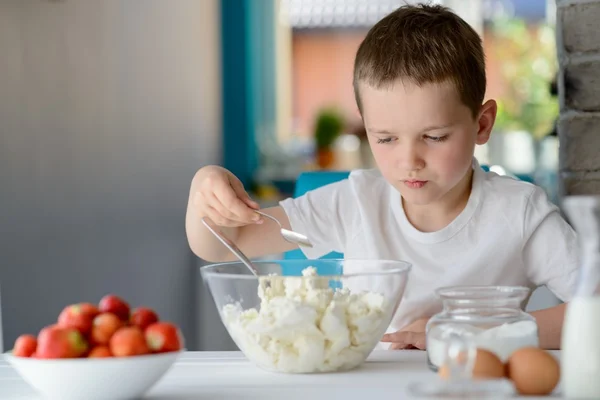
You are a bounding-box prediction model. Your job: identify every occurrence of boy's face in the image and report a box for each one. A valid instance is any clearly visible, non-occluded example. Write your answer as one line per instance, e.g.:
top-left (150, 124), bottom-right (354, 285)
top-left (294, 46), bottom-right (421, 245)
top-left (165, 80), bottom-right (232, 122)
top-left (359, 80), bottom-right (496, 207)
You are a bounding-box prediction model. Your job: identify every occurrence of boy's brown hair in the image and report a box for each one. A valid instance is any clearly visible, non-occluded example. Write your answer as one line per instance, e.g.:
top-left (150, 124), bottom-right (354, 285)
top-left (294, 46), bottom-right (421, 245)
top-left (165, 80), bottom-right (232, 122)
top-left (353, 3), bottom-right (486, 118)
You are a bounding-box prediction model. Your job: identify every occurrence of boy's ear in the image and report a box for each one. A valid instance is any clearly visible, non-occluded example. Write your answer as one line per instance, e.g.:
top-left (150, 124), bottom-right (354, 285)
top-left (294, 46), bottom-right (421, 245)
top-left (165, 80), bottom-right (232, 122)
top-left (355, 107), bottom-right (362, 119)
top-left (475, 99), bottom-right (497, 145)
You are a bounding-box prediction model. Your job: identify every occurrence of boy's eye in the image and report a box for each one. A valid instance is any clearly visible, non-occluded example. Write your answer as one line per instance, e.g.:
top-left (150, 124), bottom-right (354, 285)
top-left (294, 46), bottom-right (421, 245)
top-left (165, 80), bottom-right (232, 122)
top-left (376, 137), bottom-right (395, 144)
top-left (425, 135), bottom-right (449, 142)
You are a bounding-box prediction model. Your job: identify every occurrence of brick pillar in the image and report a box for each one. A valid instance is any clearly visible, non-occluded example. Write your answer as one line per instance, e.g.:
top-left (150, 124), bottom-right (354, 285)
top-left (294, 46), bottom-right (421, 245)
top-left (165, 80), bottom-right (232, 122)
top-left (557, 0), bottom-right (600, 196)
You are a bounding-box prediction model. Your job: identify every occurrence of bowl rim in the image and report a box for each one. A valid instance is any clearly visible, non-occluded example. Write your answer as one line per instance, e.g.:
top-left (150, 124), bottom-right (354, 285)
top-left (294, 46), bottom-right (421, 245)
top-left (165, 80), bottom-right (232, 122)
top-left (3, 349), bottom-right (185, 362)
top-left (199, 258), bottom-right (412, 279)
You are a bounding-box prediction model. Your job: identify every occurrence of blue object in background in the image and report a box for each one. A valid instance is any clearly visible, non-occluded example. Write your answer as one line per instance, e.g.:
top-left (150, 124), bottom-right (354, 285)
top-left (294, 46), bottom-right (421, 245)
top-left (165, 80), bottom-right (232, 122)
top-left (271, 259), bottom-right (344, 289)
top-left (283, 171), bottom-right (350, 261)
top-left (279, 258), bottom-right (343, 276)
top-left (221, 0), bottom-right (276, 188)
top-left (481, 164), bottom-right (535, 183)
top-left (293, 171), bottom-right (351, 199)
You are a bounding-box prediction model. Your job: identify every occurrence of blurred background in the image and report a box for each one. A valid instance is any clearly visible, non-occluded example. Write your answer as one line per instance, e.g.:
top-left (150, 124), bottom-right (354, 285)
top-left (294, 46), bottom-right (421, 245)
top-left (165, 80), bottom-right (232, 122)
top-left (0, 0), bottom-right (560, 352)
top-left (252, 0), bottom-right (559, 205)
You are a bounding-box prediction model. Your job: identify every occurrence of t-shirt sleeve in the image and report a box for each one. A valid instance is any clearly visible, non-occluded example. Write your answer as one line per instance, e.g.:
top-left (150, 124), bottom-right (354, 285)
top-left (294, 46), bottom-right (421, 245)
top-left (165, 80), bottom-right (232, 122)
top-left (279, 178), bottom-right (360, 259)
top-left (522, 187), bottom-right (580, 302)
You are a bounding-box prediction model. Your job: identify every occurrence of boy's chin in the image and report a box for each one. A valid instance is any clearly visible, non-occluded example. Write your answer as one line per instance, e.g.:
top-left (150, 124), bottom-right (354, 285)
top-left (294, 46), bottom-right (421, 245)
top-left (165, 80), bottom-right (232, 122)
top-left (397, 188), bottom-right (440, 207)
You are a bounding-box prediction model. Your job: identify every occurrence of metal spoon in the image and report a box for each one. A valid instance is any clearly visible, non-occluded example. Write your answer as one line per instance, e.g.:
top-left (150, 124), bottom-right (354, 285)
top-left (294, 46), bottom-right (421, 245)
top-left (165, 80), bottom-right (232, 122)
top-left (201, 216), bottom-right (260, 276)
top-left (255, 210), bottom-right (313, 248)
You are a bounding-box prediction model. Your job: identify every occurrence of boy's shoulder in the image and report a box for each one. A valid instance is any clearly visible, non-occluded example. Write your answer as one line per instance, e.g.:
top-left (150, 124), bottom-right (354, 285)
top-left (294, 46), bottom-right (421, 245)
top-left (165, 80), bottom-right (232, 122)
top-left (296, 168), bottom-right (391, 205)
top-left (479, 169), bottom-right (554, 212)
top-left (290, 168), bottom-right (390, 204)
top-left (347, 168), bottom-right (391, 193)
top-left (348, 168), bottom-right (385, 181)
top-left (482, 169), bottom-right (536, 193)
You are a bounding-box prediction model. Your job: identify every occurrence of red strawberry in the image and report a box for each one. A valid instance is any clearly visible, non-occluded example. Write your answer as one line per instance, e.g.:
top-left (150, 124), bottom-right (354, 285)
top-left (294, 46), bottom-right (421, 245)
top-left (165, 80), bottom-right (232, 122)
top-left (78, 302), bottom-right (100, 318)
top-left (99, 295), bottom-right (130, 321)
top-left (88, 345), bottom-right (112, 358)
top-left (13, 334), bottom-right (37, 357)
top-left (109, 327), bottom-right (149, 357)
top-left (58, 304), bottom-right (95, 335)
top-left (145, 322), bottom-right (184, 353)
top-left (90, 312), bottom-right (122, 345)
top-left (130, 307), bottom-right (159, 331)
top-left (36, 325), bottom-right (88, 358)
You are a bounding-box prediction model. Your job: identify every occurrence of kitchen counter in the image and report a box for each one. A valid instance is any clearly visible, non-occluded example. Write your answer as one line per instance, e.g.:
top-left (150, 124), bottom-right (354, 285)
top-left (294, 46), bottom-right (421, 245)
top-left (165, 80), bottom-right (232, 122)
top-left (0, 350), bottom-right (562, 399)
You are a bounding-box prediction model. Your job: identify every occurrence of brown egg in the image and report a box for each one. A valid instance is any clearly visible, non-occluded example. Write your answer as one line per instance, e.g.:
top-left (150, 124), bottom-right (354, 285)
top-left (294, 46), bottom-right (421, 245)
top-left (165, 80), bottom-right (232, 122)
top-left (506, 347), bottom-right (560, 396)
top-left (439, 348), bottom-right (505, 380)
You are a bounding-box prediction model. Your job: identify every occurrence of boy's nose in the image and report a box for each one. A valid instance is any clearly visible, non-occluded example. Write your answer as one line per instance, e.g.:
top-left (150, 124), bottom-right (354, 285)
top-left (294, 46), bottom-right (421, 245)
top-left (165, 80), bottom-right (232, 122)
top-left (397, 144), bottom-right (425, 172)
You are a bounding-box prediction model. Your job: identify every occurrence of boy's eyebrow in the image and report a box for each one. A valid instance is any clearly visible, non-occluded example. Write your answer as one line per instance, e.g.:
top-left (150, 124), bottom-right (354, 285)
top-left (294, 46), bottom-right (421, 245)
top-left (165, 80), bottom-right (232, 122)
top-left (367, 128), bottom-right (394, 135)
top-left (420, 124), bottom-right (453, 133)
top-left (367, 124), bottom-right (453, 135)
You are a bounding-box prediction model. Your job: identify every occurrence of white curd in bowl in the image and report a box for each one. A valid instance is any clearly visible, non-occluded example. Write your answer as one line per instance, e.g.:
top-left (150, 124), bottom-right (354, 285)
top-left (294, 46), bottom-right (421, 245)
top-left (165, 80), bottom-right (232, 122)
top-left (221, 267), bottom-right (389, 373)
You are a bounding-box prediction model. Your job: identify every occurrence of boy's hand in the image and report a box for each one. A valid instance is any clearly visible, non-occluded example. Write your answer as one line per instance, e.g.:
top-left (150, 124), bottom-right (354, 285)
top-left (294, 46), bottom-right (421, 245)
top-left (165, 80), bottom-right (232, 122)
top-left (192, 166), bottom-right (262, 227)
top-left (381, 317), bottom-right (429, 350)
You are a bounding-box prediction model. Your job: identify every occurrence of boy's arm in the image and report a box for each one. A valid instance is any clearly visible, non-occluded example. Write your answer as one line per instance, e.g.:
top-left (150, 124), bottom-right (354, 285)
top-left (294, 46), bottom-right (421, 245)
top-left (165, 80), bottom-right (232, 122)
top-left (187, 204), bottom-right (297, 262)
top-left (234, 206), bottom-right (298, 259)
top-left (185, 167), bottom-right (297, 261)
top-left (522, 187), bottom-right (579, 307)
top-left (520, 187), bottom-right (578, 350)
top-left (529, 303), bottom-right (566, 349)
top-left (187, 167), bottom-right (357, 261)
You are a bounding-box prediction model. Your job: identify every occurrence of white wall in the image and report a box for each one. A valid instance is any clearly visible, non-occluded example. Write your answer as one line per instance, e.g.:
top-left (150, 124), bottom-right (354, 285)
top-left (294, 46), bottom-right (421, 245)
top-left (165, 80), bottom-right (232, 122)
top-left (0, 0), bottom-right (222, 350)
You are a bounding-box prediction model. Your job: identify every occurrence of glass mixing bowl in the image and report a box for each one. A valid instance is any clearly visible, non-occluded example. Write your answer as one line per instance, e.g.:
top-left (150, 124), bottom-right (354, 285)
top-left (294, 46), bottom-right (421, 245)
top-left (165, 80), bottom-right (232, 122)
top-left (201, 259), bottom-right (411, 374)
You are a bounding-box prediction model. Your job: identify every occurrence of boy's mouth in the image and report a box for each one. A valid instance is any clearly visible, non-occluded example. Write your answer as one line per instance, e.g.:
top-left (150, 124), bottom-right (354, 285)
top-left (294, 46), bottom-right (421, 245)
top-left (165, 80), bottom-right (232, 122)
top-left (403, 180), bottom-right (428, 189)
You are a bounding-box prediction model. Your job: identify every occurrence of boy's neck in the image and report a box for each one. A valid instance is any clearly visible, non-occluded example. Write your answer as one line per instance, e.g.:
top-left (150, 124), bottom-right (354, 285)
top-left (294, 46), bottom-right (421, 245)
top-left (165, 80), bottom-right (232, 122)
top-left (402, 168), bottom-right (474, 233)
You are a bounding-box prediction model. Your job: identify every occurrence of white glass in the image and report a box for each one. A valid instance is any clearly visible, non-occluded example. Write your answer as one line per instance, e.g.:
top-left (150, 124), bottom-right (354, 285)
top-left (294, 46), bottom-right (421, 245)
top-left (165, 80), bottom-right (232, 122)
top-left (561, 195), bottom-right (600, 398)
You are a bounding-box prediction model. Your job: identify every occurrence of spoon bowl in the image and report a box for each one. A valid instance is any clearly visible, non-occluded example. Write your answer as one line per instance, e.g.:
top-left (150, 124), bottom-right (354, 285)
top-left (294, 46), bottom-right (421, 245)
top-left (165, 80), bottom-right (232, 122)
top-left (255, 210), bottom-right (313, 248)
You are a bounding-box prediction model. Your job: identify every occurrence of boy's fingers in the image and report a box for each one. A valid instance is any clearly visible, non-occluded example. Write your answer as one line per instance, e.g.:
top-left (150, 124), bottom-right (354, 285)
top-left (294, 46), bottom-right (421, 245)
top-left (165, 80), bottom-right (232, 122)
top-left (411, 334), bottom-right (426, 350)
top-left (390, 343), bottom-right (416, 350)
top-left (229, 176), bottom-right (260, 210)
top-left (381, 331), bottom-right (403, 342)
top-left (208, 192), bottom-right (237, 220)
top-left (243, 196), bottom-right (260, 209)
top-left (204, 205), bottom-right (240, 227)
top-left (382, 331), bottom-right (426, 350)
top-left (213, 184), bottom-right (260, 224)
top-left (192, 191), bottom-right (203, 208)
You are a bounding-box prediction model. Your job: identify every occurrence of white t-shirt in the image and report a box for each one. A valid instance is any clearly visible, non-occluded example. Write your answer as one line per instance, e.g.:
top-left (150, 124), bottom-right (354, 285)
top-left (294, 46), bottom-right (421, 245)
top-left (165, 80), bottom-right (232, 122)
top-left (280, 161), bottom-right (579, 334)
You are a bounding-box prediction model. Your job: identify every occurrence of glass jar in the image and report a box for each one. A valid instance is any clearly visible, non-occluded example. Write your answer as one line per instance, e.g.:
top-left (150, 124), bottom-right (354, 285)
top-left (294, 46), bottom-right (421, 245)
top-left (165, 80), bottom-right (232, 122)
top-left (426, 286), bottom-right (539, 371)
top-left (408, 334), bottom-right (516, 398)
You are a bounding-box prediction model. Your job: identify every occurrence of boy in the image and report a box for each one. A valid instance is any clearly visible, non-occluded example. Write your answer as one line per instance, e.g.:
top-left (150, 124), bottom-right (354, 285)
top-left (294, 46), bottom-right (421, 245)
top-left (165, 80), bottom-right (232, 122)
top-left (186, 4), bottom-right (578, 350)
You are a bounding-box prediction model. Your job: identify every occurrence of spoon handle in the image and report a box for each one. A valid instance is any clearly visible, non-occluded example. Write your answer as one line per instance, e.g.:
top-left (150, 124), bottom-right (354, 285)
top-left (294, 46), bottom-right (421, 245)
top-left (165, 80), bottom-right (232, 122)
top-left (201, 217), bottom-right (260, 276)
top-left (255, 210), bottom-right (281, 227)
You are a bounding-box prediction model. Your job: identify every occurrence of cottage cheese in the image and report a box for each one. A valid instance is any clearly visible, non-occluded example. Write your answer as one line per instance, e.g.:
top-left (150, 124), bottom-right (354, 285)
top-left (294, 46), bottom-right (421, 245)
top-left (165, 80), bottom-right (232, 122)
top-left (221, 267), bottom-right (389, 373)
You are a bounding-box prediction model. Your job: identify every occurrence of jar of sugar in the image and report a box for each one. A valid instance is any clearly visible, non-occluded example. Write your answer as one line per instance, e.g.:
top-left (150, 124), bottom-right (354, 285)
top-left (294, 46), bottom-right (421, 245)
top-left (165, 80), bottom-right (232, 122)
top-left (425, 286), bottom-right (539, 371)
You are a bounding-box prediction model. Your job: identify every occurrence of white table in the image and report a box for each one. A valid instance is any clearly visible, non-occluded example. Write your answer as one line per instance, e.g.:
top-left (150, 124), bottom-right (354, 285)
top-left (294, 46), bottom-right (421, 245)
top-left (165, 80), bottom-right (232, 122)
top-left (0, 350), bottom-right (563, 399)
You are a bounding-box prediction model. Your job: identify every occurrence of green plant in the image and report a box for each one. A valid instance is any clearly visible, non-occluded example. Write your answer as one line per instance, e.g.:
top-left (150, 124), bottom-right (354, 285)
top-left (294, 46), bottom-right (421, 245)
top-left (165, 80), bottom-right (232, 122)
top-left (489, 18), bottom-right (558, 139)
top-left (314, 108), bottom-right (344, 149)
